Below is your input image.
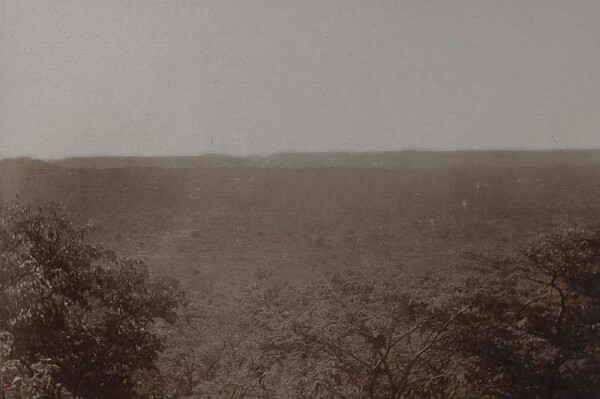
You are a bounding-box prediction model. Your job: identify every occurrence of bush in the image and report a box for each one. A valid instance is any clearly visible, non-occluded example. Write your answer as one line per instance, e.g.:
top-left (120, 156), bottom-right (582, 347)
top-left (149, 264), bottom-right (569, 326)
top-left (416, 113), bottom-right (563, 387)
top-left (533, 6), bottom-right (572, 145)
top-left (165, 271), bottom-right (467, 399)
top-left (444, 229), bottom-right (600, 398)
top-left (195, 229), bottom-right (600, 399)
top-left (0, 203), bottom-right (184, 399)
top-left (1, 331), bottom-right (74, 399)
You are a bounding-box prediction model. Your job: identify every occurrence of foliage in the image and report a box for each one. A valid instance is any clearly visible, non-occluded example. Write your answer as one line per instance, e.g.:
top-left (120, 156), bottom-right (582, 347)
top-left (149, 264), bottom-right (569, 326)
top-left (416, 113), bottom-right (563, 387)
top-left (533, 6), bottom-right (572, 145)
top-left (444, 229), bottom-right (600, 398)
top-left (160, 270), bottom-right (468, 399)
top-left (0, 203), bottom-right (184, 399)
top-left (3, 197), bottom-right (598, 399)
top-left (160, 229), bottom-right (600, 399)
top-left (1, 331), bottom-right (74, 399)
top-left (274, 272), bottom-right (466, 399)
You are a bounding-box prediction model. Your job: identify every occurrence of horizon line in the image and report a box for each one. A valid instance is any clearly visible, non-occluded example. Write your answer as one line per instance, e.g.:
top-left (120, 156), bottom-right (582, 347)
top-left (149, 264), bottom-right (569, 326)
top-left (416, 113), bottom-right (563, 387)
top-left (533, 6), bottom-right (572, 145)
top-left (3, 147), bottom-right (600, 162)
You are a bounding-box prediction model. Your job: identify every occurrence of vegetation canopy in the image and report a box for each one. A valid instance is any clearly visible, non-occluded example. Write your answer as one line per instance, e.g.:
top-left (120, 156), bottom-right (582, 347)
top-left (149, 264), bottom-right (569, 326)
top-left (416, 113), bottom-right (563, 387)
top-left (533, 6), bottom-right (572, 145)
top-left (0, 202), bottom-right (184, 399)
top-left (445, 229), bottom-right (600, 398)
top-left (1, 199), bottom-right (599, 399)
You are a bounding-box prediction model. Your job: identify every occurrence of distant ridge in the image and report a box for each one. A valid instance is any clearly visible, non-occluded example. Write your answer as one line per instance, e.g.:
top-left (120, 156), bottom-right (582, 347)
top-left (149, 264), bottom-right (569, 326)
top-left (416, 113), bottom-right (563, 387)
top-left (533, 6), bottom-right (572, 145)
top-left (49, 153), bottom-right (258, 169)
top-left (0, 157), bottom-right (62, 173)
top-left (47, 150), bottom-right (600, 170)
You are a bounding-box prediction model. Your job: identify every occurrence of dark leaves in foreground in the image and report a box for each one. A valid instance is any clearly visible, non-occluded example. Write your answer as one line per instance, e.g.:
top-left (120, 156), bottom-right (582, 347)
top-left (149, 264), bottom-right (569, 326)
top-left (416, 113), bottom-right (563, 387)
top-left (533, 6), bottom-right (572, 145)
top-left (0, 203), bottom-right (184, 399)
top-left (446, 229), bottom-right (600, 398)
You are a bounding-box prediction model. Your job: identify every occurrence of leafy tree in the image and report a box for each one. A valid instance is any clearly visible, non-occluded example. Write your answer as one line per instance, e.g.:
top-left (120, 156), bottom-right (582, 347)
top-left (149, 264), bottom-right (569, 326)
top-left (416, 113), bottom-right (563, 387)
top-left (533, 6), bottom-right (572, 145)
top-left (1, 331), bottom-right (75, 399)
top-left (158, 290), bottom-right (248, 398)
top-left (0, 203), bottom-right (183, 399)
top-left (444, 229), bottom-right (600, 398)
top-left (278, 271), bottom-right (468, 399)
top-left (167, 271), bottom-right (467, 399)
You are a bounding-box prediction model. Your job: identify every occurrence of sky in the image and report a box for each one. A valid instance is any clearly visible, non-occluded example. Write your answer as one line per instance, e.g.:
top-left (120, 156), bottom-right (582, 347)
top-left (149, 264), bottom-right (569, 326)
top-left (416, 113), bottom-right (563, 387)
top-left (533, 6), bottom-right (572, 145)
top-left (1, 0), bottom-right (599, 158)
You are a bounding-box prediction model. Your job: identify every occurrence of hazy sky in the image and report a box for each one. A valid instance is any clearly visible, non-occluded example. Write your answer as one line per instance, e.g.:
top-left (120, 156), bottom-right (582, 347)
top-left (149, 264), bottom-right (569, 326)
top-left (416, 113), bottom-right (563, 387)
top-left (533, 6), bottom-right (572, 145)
top-left (1, 0), bottom-right (599, 158)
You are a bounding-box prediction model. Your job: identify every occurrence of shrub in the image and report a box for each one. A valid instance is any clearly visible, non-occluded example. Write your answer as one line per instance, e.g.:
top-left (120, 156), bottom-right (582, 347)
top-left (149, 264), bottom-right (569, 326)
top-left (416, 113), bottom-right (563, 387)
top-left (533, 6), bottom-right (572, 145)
top-left (444, 229), bottom-right (600, 398)
top-left (0, 203), bottom-right (184, 399)
top-left (173, 271), bottom-right (467, 399)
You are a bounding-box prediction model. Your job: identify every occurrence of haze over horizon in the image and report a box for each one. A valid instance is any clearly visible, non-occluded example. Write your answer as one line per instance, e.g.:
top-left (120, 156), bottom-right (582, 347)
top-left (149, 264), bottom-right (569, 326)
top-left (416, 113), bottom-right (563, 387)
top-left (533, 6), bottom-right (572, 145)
top-left (16, 147), bottom-right (600, 163)
top-left (2, 0), bottom-right (600, 159)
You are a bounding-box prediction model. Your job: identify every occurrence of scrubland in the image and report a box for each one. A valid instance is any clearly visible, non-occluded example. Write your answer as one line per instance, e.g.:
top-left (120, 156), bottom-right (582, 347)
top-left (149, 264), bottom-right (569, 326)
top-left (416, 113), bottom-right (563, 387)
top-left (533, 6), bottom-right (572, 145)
top-left (1, 152), bottom-right (599, 398)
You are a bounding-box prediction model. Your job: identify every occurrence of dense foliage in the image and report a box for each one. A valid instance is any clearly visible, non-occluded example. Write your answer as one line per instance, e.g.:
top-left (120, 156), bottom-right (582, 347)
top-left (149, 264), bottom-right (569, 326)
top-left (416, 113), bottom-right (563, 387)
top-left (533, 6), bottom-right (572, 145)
top-left (0, 203), bottom-right (183, 399)
top-left (159, 272), bottom-right (468, 399)
top-left (1, 200), bottom-right (599, 398)
top-left (159, 230), bottom-right (600, 399)
top-left (444, 229), bottom-right (600, 398)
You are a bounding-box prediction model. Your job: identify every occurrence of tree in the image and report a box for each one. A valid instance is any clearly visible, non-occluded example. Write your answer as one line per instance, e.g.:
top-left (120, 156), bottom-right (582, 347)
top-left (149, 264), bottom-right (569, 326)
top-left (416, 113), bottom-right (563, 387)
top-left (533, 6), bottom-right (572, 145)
top-left (1, 330), bottom-right (75, 399)
top-left (444, 229), bottom-right (600, 398)
top-left (180, 271), bottom-right (468, 399)
top-left (278, 271), bottom-right (467, 399)
top-left (216, 229), bottom-right (600, 399)
top-left (0, 202), bottom-right (183, 399)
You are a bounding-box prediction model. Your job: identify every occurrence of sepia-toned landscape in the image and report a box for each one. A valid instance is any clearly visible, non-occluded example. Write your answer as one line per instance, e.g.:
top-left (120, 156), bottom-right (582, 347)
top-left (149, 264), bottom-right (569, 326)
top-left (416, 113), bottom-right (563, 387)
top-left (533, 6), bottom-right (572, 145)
top-left (2, 0), bottom-right (600, 398)
top-left (2, 151), bottom-right (600, 398)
